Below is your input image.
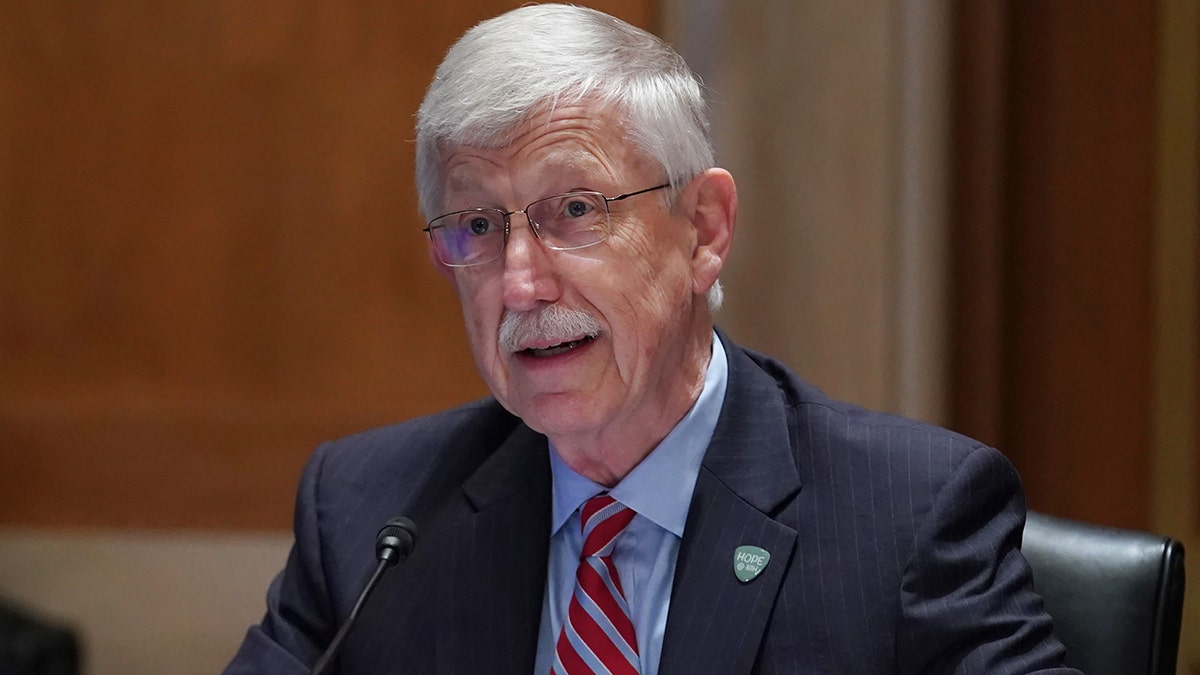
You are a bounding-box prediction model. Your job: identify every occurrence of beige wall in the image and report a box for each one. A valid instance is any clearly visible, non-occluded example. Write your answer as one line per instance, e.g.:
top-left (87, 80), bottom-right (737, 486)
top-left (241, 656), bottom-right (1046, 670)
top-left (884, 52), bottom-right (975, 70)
top-left (0, 530), bottom-right (290, 674)
top-left (664, 0), bottom-right (952, 424)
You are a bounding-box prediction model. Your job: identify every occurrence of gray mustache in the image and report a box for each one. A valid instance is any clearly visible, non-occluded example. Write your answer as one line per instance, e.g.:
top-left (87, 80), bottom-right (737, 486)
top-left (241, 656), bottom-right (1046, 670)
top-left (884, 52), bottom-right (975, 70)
top-left (498, 304), bottom-right (601, 353)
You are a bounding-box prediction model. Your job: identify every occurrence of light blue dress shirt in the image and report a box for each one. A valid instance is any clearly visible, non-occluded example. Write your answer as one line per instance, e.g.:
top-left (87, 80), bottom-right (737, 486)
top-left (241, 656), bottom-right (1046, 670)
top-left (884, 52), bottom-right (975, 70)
top-left (533, 333), bottom-right (728, 674)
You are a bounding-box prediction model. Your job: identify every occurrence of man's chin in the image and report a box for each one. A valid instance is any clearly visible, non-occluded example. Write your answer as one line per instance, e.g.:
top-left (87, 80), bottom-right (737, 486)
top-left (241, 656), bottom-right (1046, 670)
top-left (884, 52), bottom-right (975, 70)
top-left (511, 391), bottom-right (608, 439)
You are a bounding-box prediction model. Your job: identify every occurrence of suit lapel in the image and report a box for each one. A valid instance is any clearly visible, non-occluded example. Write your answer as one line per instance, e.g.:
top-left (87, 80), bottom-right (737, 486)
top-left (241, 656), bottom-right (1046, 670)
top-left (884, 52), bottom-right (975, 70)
top-left (435, 423), bottom-right (552, 674)
top-left (660, 340), bottom-right (803, 675)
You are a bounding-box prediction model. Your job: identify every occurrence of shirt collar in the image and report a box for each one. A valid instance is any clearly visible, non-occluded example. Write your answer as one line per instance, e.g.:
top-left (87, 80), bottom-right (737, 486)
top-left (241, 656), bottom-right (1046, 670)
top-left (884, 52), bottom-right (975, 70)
top-left (548, 331), bottom-right (729, 538)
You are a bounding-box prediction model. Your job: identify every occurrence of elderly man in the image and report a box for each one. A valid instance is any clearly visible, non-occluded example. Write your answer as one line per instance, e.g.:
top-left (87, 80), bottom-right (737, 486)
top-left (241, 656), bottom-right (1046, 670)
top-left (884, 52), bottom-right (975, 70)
top-left (226, 5), bottom-right (1079, 674)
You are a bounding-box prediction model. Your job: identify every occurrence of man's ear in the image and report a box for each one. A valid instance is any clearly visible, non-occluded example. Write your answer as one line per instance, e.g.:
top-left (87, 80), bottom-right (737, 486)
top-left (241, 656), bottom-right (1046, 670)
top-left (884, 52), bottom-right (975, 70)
top-left (683, 168), bottom-right (737, 297)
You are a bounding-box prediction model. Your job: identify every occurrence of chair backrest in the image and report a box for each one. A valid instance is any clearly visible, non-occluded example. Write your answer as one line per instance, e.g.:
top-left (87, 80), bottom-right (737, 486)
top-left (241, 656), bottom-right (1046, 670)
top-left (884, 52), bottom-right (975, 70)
top-left (0, 599), bottom-right (80, 675)
top-left (1021, 511), bottom-right (1186, 675)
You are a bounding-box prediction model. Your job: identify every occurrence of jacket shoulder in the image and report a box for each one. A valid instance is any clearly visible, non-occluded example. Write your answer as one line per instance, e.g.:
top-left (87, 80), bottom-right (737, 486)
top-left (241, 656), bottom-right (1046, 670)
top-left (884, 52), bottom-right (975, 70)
top-left (729, 340), bottom-right (1015, 501)
top-left (321, 397), bottom-right (518, 465)
top-left (298, 398), bottom-right (523, 522)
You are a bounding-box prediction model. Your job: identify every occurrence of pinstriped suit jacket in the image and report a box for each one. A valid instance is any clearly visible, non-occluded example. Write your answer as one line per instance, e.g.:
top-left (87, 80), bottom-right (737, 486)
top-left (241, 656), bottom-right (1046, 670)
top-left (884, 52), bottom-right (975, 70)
top-left (225, 335), bottom-right (1080, 674)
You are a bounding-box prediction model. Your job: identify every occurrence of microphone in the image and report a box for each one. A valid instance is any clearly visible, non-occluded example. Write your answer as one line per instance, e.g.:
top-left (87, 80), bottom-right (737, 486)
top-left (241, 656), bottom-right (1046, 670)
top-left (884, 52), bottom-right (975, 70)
top-left (309, 516), bottom-right (418, 675)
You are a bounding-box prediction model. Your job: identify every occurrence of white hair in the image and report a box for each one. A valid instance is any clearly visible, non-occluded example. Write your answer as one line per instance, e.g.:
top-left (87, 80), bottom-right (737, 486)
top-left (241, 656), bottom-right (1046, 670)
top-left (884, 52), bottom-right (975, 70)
top-left (415, 3), bottom-right (723, 312)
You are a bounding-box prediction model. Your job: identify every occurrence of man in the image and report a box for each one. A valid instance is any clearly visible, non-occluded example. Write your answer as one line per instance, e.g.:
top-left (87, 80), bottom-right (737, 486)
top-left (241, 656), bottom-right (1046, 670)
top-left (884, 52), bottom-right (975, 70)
top-left (226, 5), bottom-right (1079, 674)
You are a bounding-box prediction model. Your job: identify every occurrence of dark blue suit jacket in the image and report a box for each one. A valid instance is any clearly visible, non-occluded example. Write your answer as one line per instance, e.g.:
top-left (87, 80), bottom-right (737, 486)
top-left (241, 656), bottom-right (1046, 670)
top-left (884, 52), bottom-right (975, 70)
top-left (225, 337), bottom-right (1079, 674)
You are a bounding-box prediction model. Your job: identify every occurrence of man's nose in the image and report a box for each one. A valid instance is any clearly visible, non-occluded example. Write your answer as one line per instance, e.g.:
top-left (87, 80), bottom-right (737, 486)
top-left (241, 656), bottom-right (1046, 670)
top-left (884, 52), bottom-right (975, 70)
top-left (500, 213), bottom-right (560, 311)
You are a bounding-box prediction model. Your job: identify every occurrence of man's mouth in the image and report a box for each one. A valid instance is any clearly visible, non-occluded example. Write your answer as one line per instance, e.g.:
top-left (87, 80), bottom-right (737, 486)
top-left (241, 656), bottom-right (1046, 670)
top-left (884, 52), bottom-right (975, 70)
top-left (520, 334), bottom-right (597, 358)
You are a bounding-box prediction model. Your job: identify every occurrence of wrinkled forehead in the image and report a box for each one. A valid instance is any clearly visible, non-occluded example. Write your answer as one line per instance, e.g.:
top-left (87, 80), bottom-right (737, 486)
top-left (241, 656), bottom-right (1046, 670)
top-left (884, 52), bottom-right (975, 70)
top-left (441, 143), bottom-right (613, 191)
top-left (437, 102), bottom-right (646, 195)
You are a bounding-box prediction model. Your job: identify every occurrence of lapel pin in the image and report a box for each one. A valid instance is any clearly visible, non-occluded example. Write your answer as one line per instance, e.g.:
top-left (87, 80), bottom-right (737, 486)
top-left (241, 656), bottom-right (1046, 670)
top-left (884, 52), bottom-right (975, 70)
top-left (733, 545), bottom-right (771, 583)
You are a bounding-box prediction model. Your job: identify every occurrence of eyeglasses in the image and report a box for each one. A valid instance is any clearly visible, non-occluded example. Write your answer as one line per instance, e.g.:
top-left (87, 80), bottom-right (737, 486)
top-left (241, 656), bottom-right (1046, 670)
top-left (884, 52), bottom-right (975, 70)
top-left (423, 183), bottom-right (670, 267)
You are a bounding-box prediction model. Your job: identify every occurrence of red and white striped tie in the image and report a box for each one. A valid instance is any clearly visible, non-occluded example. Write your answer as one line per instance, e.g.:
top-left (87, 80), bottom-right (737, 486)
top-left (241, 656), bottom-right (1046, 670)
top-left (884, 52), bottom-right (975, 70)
top-left (552, 494), bottom-right (640, 675)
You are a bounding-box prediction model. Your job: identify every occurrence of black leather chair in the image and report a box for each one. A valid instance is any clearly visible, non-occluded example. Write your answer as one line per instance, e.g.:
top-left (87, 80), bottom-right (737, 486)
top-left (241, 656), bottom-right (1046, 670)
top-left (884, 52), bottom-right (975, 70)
top-left (1022, 511), bottom-right (1186, 675)
top-left (0, 599), bottom-right (80, 675)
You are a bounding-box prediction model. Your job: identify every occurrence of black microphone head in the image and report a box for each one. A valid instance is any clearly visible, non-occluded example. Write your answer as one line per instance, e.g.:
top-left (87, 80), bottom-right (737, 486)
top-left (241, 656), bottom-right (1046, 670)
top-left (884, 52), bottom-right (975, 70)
top-left (376, 516), bottom-right (418, 566)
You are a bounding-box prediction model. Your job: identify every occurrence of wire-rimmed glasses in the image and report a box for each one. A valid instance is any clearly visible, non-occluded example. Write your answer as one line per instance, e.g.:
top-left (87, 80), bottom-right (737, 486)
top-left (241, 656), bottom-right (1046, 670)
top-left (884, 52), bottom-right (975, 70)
top-left (422, 183), bottom-right (670, 267)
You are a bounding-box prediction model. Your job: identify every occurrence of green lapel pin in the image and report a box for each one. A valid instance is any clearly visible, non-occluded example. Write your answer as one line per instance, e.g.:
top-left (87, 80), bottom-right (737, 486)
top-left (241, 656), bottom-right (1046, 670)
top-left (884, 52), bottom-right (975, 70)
top-left (733, 545), bottom-right (771, 583)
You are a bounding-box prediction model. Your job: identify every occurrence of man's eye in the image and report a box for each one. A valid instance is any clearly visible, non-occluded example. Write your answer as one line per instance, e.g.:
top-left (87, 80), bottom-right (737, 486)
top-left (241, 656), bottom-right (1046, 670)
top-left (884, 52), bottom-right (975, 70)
top-left (468, 217), bottom-right (493, 235)
top-left (564, 199), bottom-right (593, 218)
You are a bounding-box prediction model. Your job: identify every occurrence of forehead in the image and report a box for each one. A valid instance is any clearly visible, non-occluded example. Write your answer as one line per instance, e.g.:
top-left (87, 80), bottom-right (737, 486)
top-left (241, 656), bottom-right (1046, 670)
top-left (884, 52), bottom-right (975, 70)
top-left (440, 103), bottom-right (642, 194)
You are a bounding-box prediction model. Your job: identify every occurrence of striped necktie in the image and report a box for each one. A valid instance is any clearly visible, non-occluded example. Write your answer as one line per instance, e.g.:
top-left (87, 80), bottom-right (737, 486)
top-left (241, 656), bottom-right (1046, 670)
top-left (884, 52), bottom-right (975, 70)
top-left (552, 494), bottom-right (641, 675)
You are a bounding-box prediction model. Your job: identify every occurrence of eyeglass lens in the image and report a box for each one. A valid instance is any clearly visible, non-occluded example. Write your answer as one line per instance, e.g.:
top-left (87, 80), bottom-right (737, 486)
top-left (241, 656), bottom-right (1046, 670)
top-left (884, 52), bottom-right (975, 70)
top-left (428, 191), bottom-right (609, 266)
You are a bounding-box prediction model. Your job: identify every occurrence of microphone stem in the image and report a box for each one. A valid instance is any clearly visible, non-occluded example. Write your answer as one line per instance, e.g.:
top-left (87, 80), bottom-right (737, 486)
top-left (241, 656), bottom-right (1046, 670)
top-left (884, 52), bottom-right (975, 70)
top-left (309, 557), bottom-right (391, 675)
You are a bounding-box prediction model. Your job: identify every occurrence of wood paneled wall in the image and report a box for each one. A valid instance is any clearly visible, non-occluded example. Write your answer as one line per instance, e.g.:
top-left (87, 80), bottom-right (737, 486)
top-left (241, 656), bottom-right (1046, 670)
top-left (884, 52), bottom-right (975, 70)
top-left (0, 0), bottom-right (654, 530)
top-left (952, 8), bottom-right (1199, 665)
top-left (950, 3), bottom-right (1159, 529)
